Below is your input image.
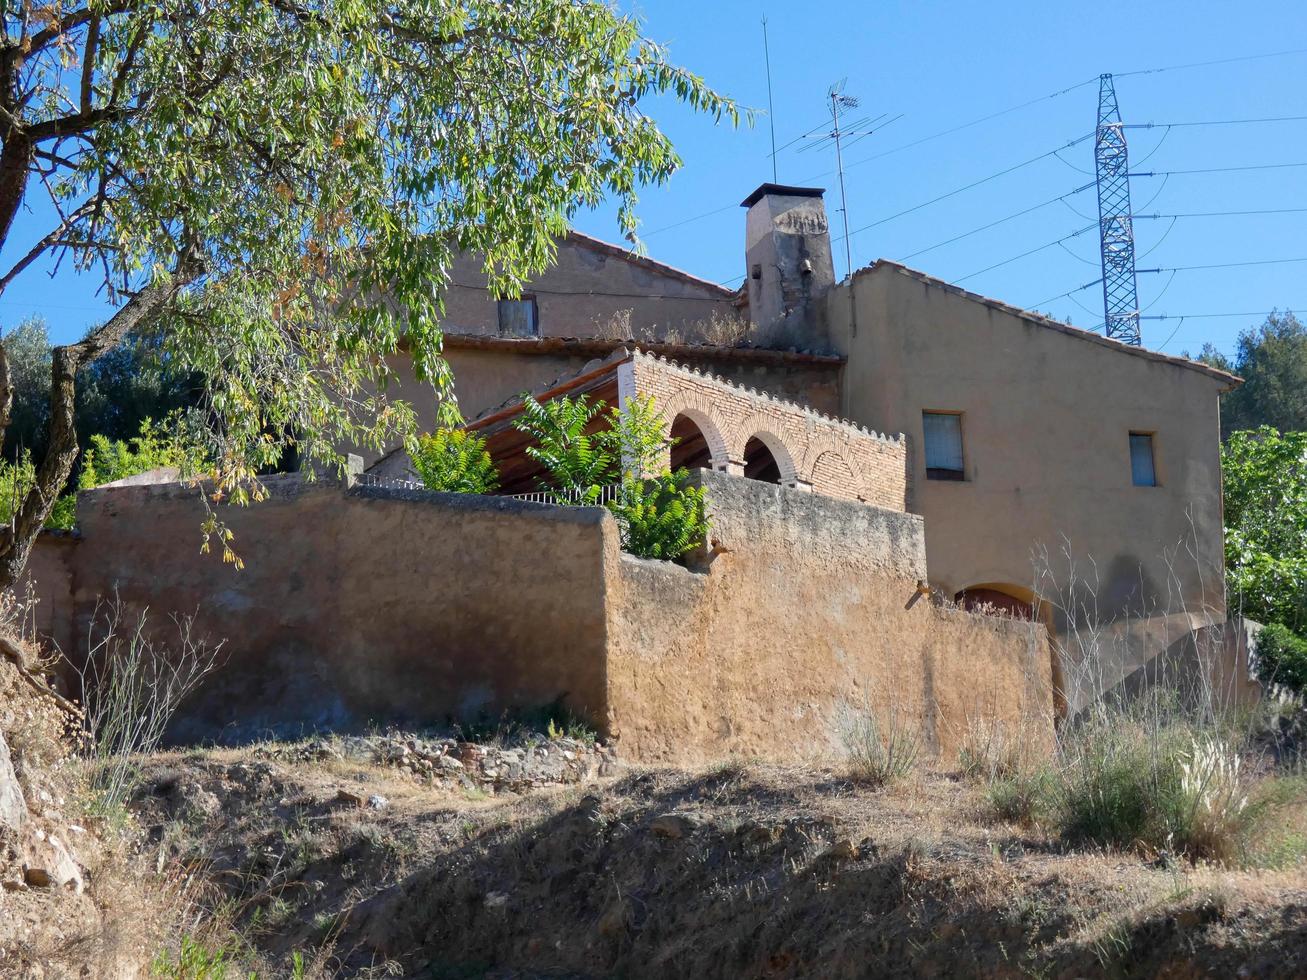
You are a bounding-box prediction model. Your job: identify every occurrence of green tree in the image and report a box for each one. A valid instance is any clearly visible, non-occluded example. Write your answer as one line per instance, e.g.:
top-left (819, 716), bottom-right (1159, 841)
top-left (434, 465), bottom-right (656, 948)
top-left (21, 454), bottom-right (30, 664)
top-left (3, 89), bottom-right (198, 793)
top-left (1194, 311), bottom-right (1307, 437)
top-left (1221, 427), bottom-right (1307, 636)
top-left (408, 428), bottom-right (498, 494)
top-left (0, 1), bottom-right (736, 588)
top-left (1, 316), bottom-right (52, 462)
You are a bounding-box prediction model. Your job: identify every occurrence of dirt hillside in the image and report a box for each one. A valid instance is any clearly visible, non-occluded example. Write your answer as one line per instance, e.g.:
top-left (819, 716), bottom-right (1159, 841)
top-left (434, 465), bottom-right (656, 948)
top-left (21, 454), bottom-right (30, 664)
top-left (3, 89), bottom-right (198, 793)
top-left (127, 734), bottom-right (1307, 979)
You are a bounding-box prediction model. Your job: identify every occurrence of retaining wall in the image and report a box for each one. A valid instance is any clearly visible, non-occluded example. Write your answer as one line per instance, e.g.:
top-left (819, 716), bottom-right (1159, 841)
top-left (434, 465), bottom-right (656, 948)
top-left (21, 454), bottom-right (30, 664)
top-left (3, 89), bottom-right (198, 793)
top-left (26, 471), bottom-right (1053, 759)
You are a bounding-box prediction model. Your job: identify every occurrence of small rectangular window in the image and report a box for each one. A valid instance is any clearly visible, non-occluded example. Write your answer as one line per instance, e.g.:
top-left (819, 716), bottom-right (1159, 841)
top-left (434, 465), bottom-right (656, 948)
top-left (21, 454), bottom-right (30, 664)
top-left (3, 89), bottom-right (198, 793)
top-left (923, 411), bottom-right (965, 481)
top-left (497, 296), bottom-right (538, 337)
top-left (1130, 432), bottom-right (1157, 487)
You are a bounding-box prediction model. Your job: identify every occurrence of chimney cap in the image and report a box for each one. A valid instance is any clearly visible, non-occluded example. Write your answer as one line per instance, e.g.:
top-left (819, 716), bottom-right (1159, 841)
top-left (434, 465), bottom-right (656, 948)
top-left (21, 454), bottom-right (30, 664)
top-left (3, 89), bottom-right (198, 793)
top-left (740, 183), bottom-right (826, 208)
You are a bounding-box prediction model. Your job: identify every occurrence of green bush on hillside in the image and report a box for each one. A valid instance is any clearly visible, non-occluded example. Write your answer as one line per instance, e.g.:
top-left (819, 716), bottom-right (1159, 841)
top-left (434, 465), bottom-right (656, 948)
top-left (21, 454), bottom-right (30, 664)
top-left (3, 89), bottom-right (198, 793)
top-left (1254, 623), bottom-right (1307, 696)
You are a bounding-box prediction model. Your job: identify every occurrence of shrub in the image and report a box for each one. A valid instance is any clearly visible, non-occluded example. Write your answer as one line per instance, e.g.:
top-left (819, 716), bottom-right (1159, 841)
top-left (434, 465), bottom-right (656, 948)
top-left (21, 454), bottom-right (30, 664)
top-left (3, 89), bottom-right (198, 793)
top-left (608, 470), bottom-right (709, 560)
top-left (513, 393), bottom-right (611, 503)
top-left (408, 428), bottom-right (499, 494)
top-left (988, 768), bottom-right (1052, 826)
top-left (78, 415), bottom-right (207, 490)
top-left (836, 698), bottom-right (920, 787)
top-left (1254, 622), bottom-right (1307, 696)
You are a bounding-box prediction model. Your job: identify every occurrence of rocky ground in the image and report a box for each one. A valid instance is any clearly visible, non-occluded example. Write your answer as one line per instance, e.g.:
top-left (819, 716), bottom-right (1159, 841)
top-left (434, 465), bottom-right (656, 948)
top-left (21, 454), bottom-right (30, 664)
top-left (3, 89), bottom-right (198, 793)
top-left (126, 734), bottom-right (1306, 979)
top-left (3, 656), bottom-right (1307, 978)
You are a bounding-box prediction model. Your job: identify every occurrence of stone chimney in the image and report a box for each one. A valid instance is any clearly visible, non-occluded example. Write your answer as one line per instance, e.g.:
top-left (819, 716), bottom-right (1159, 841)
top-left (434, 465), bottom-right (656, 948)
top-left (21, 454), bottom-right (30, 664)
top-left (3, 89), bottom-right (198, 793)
top-left (741, 183), bottom-right (835, 347)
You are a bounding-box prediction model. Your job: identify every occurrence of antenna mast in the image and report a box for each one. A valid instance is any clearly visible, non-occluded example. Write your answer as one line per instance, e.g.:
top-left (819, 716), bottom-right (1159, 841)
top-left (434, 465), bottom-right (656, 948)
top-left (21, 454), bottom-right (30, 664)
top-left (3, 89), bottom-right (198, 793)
top-left (1094, 73), bottom-right (1142, 345)
top-left (828, 79), bottom-right (858, 281)
top-left (762, 17), bottom-right (778, 182)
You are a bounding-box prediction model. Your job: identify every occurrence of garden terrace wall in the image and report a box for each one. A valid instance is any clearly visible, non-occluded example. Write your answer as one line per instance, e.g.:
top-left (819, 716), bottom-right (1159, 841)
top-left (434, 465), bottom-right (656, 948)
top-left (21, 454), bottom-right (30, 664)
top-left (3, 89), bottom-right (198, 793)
top-left (27, 471), bottom-right (1053, 760)
top-left (62, 475), bottom-right (613, 742)
top-left (604, 471), bottom-right (1054, 763)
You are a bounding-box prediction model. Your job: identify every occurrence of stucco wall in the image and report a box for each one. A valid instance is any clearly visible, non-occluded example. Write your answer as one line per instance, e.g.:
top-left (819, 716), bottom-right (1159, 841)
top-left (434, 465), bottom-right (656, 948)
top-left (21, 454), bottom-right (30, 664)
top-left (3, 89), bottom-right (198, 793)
top-left (66, 477), bottom-right (612, 742)
top-left (41, 471), bottom-right (1052, 760)
top-left (441, 234), bottom-right (737, 341)
top-left (826, 264), bottom-right (1231, 627)
top-left (604, 471), bottom-right (1054, 764)
top-left (20, 531), bottom-right (77, 654)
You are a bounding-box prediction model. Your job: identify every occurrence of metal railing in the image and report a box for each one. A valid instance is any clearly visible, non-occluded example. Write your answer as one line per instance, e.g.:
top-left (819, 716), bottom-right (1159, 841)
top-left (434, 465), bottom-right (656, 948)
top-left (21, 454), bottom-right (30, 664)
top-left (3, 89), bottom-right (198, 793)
top-left (355, 471), bottom-right (621, 507)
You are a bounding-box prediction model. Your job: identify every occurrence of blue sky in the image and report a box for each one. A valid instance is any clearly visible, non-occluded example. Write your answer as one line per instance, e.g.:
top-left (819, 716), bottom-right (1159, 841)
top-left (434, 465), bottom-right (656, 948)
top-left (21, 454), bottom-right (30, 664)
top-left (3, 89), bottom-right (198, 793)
top-left (3, 1), bottom-right (1305, 356)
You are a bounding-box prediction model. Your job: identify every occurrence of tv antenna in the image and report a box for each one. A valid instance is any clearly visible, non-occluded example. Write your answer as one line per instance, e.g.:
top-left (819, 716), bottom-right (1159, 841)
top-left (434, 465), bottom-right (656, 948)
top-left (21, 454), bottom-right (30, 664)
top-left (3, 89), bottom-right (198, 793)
top-left (807, 80), bottom-right (901, 280)
top-left (762, 17), bottom-right (778, 182)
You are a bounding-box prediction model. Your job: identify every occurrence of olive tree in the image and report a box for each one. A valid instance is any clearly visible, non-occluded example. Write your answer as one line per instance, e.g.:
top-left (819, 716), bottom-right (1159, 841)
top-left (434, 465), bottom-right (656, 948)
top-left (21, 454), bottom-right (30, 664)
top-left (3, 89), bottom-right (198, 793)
top-left (0, 0), bottom-right (734, 586)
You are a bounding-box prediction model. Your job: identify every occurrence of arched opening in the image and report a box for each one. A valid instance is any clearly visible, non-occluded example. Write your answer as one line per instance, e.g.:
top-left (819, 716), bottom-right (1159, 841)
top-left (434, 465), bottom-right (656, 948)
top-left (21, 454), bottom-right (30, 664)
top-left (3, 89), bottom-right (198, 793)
top-left (669, 413), bottom-right (717, 471)
top-left (743, 436), bottom-right (782, 483)
top-left (955, 584), bottom-right (1036, 621)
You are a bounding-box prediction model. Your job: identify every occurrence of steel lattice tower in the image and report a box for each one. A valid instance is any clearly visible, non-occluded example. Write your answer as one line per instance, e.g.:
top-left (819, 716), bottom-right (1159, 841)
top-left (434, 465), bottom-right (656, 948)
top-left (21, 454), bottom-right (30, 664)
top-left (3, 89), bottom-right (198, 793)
top-left (1094, 74), bottom-right (1142, 345)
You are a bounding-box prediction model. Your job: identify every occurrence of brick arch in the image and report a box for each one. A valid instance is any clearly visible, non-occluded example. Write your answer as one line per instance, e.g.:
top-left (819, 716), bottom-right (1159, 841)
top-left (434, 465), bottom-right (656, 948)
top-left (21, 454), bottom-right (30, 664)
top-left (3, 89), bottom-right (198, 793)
top-left (798, 433), bottom-right (856, 482)
top-left (655, 391), bottom-right (730, 470)
top-left (808, 449), bottom-right (857, 498)
top-left (732, 416), bottom-right (800, 486)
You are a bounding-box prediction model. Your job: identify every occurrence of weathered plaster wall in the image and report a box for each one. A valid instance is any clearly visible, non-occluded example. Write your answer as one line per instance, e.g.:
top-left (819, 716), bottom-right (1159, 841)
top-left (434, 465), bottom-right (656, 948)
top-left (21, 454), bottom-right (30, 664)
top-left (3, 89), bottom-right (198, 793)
top-left (604, 471), bottom-right (1054, 764)
top-left (440, 234), bottom-right (738, 341)
top-left (66, 477), bottom-right (612, 742)
top-left (825, 263), bottom-right (1231, 626)
top-left (20, 531), bottom-right (77, 654)
top-left (43, 471), bottom-right (1052, 760)
top-left (628, 353), bottom-right (907, 510)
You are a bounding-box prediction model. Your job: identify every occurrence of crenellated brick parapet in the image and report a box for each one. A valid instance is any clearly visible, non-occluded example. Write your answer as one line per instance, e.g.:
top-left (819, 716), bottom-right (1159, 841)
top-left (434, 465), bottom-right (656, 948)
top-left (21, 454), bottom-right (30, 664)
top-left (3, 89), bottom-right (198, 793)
top-left (622, 350), bottom-right (908, 511)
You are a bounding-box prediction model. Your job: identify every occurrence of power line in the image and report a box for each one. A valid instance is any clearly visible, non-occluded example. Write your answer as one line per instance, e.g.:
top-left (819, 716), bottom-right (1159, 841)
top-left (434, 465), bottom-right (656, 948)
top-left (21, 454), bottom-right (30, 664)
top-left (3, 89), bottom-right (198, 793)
top-left (1143, 308), bottom-right (1300, 320)
top-left (798, 76), bottom-right (1100, 182)
top-left (1140, 255), bottom-right (1307, 274)
top-left (1124, 114), bottom-right (1307, 129)
top-left (1114, 46), bottom-right (1307, 79)
top-left (1131, 160), bottom-right (1307, 178)
top-left (840, 133), bottom-right (1095, 240)
top-left (1135, 206), bottom-right (1307, 219)
top-left (955, 222), bottom-right (1098, 283)
top-left (1029, 278), bottom-right (1103, 310)
top-left (898, 183), bottom-right (1095, 261)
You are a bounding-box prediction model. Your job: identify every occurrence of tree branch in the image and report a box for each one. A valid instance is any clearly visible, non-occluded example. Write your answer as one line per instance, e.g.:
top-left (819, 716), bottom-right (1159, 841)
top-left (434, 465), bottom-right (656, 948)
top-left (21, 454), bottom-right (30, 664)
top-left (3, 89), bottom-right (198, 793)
top-left (0, 252), bottom-right (201, 590)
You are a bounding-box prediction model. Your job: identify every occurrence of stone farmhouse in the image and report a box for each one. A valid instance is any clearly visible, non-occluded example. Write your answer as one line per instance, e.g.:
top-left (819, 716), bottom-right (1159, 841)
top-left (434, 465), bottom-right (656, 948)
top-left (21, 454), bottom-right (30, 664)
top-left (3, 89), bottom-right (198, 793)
top-left (21, 183), bottom-right (1252, 760)
top-left (376, 183), bottom-right (1247, 713)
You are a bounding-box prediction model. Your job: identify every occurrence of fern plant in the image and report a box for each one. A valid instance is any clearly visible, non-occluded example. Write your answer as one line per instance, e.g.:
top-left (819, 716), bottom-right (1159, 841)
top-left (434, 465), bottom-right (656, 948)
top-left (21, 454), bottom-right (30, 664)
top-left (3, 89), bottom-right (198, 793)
top-left (608, 469), bottom-right (710, 560)
top-left (409, 428), bottom-right (499, 494)
top-left (513, 393), bottom-right (613, 503)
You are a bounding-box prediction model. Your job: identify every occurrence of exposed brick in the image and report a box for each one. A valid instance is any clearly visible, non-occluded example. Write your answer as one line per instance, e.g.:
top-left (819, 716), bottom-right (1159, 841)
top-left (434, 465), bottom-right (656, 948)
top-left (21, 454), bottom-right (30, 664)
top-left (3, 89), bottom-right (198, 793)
top-left (629, 352), bottom-right (907, 511)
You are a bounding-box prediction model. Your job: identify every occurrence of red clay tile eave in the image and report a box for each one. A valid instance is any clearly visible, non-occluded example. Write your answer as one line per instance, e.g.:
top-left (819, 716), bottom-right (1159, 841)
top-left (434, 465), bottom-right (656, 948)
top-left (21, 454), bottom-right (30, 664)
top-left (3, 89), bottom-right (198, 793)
top-left (439, 332), bottom-right (846, 367)
top-left (858, 260), bottom-right (1244, 391)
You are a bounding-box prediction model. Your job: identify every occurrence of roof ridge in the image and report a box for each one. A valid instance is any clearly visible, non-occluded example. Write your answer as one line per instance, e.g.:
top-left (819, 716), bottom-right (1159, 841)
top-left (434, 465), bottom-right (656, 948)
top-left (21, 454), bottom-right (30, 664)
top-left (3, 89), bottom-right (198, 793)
top-left (862, 260), bottom-right (1242, 387)
top-left (564, 230), bottom-right (738, 297)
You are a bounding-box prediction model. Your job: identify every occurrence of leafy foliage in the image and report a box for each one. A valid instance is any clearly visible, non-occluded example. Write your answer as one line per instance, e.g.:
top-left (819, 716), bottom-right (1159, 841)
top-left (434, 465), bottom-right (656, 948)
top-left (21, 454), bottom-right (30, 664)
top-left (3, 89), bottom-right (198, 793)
top-left (514, 394), bottom-right (612, 504)
top-left (1, 317), bottom-right (53, 463)
top-left (609, 470), bottom-right (709, 560)
top-left (1221, 427), bottom-right (1307, 636)
top-left (78, 417), bottom-right (209, 491)
top-left (511, 392), bottom-right (709, 559)
top-left (1193, 311), bottom-right (1307, 437)
top-left (1254, 623), bottom-right (1307, 696)
top-left (0, 0), bottom-right (738, 583)
top-left (409, 429), bottom-right (499, 494)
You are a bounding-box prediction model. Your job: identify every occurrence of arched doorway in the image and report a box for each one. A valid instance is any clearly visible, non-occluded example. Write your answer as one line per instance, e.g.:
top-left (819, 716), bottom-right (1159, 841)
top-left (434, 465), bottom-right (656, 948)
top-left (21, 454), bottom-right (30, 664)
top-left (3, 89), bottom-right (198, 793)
top-left (669, 412), bottom-right (719, 471)
top-left (743, 436), bottom-right (782, 483)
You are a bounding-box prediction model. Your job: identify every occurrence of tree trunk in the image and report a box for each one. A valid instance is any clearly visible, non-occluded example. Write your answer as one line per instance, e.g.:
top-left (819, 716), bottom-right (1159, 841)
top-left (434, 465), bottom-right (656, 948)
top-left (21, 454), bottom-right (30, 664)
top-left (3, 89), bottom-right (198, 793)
top-left (0, 271), bottom-right (195, 594)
